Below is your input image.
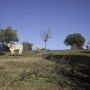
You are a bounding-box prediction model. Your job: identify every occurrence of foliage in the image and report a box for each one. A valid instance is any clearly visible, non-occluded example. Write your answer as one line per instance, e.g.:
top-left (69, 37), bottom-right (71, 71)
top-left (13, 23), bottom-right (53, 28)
top-left (22, 41), bottom-right (33, 51)
top-left (0, 26), bottom-right (19, 51)
top-left (0, 26), bottom-right (19, 44)
top-left (64, 33), bottom-right (85, 49)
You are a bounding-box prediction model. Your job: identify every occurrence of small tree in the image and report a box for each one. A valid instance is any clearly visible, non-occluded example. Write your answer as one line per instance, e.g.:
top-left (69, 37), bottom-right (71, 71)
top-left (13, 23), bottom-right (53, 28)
top-left (0, 26), bottom-right (19, 44)
top-left (0, 26), bottom-right (19, 51)
top-left (22, 42), bottom-right (33, 51)
top-left (0, 29), bottom-right (5, 45)
top-left (41, 30), bottom-right (52, 54)
top-left (4, 26), bottom-right (19, 43)
top-left (64, 33), bottom-right (85, 49)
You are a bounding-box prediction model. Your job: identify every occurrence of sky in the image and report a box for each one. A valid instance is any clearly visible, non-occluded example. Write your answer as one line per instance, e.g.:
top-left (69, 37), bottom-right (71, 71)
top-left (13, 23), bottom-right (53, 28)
top-left (0, 0), bottom-right (90, 50)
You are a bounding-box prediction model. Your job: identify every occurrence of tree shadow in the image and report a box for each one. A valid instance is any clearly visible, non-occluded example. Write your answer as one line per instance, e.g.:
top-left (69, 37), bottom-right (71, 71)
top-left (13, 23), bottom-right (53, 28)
top-left (44, 54), bottom-right (90, 90)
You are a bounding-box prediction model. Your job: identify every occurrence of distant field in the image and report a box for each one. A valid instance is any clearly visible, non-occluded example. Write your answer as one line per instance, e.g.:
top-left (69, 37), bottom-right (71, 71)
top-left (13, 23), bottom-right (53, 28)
top-left (0, 49), bottom-right (90, 58)
top-left (49, 49), bottom-right (90, 56)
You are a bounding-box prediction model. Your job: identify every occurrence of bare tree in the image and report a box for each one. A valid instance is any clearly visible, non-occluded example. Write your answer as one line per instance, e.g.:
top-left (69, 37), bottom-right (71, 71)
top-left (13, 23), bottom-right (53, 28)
top-left (41, 30), bottom-right (52, 54)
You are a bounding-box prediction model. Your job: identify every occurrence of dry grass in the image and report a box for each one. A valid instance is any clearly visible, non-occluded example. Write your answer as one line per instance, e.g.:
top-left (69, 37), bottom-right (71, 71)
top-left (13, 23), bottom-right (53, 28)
top-left (0, 49), bottom-right (89, 90)
top-left (49, 49), bottom-right (90, 56)
top-left (0, 57), bottom-right (69, 90)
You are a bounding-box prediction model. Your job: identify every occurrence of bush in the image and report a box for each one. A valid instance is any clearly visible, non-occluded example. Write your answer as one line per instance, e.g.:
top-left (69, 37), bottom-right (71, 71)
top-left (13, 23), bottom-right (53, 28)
top-left (22, 42), bottom-right (33, 52)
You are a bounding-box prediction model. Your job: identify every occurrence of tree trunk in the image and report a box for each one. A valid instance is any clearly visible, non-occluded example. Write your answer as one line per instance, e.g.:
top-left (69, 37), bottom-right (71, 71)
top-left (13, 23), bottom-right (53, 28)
top-left (45, 41), bottom-right (47, 54)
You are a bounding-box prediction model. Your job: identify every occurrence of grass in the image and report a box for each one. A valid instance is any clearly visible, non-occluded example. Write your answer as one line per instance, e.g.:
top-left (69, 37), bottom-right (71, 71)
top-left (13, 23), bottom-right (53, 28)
top-left (0, 49), bottom-right (90, 90)
top-left (0, 56), bottom-right (70, 90)
top-left (46, 49), bottom-right (90, 90)
top-left (49, 49), bottom-right (90, 56)
top-left (0, 51), bottom-right (42, 59)
top-left (0, 49), bottom-right (90, 58)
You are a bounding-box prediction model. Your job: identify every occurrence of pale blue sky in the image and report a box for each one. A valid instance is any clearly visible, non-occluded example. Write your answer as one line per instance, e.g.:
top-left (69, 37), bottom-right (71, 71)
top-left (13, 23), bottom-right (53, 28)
top-left (0, 0), bottom-right (90, 49)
